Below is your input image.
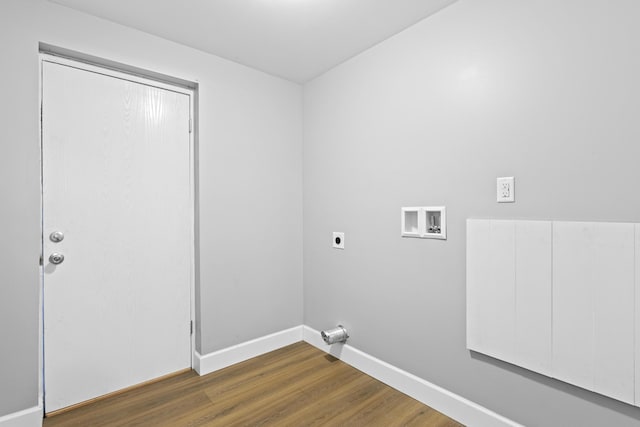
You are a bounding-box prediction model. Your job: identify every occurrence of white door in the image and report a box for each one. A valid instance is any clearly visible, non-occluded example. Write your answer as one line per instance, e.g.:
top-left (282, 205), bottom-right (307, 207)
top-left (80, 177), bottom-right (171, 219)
top-left (42, 58), bottom-right (192, 413)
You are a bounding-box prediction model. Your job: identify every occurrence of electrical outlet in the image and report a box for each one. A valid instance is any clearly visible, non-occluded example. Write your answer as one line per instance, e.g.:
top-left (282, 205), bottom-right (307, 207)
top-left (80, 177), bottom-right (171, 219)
top-left (500, 182), bottom-right (511, 198)
top-left (332, 232), bottom-right (345, 249)
top-left (497, 177), bottom-right (515, 203)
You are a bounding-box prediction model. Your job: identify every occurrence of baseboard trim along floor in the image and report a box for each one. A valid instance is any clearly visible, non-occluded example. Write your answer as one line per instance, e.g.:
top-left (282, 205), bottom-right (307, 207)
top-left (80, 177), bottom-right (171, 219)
top-left (194, 326), bottom-right (303, 375)
top-left (0, 406), bottom-right (42, 427)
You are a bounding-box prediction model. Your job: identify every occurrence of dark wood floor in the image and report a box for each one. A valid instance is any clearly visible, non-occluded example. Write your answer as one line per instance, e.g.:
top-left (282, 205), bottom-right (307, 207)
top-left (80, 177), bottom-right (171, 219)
top-left (44, 342), bottom-right (464, 426)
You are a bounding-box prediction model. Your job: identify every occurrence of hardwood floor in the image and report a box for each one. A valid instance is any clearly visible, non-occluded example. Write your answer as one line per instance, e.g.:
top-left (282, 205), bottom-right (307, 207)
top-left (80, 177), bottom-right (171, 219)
top-left (43, 342), bottom-right (464, 426)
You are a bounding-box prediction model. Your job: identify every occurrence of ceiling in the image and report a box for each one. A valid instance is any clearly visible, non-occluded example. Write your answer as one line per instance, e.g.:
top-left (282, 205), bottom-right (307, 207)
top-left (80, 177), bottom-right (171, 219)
top-left (50, 0), bottom-right (458, 83)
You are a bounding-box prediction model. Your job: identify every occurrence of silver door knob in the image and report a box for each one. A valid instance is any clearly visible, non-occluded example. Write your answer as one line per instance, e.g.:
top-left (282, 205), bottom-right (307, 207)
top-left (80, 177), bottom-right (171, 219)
top-left (50, 231), bottom-right (64, 243)
top-left (49, 253), bottom-right (65, 265)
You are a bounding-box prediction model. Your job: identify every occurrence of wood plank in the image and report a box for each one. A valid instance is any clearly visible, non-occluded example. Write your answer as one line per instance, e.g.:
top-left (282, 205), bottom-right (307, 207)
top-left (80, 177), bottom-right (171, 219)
top-left (43, 342), bottom-right (463, 427)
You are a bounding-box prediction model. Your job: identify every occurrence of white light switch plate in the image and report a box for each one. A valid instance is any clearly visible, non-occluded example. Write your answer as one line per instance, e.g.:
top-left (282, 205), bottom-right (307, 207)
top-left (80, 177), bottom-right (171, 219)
top-left (332, 232), bottom-right (345, 249)
top-left (497, 177), bottom-right (515, 203)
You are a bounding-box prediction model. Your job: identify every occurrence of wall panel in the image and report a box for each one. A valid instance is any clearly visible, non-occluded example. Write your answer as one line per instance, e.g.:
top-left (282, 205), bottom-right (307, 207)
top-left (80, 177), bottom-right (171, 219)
top-left (468, 219), bottom-right (635, 405)
top-left (467, 219), bottom-right (552, 374)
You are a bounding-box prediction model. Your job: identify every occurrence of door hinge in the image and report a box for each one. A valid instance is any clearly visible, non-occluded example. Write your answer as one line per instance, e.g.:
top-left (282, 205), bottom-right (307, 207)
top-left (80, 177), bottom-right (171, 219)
top-left (190, 320), bottom-right (193, 335)
top-left (39, 254), bottom-right (43, 266)
top-left (189, 118), bottom-right (192, 134)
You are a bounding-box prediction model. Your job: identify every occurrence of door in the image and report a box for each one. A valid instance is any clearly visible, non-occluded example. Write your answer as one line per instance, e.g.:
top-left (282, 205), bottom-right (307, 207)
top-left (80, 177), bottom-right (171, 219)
top-left (42, 58), bottom-right (192, 413)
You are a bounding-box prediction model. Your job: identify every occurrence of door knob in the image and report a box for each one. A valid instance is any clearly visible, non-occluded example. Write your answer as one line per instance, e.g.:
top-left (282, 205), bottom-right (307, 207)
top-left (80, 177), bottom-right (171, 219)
top-left (49, 253), bottom-right (65, 265)
top-left (50, 231), bottom-right (64, 243)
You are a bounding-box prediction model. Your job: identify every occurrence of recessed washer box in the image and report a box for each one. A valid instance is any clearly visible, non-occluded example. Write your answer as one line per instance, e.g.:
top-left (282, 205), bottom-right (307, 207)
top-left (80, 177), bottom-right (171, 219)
top-left (401, 206), bottom-right (446, 240)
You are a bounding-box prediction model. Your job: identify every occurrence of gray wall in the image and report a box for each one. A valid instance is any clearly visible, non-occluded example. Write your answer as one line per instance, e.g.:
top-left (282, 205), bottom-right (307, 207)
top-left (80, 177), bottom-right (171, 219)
top-left (0, 0), bottom-right (302, 417)
top-left (303, 0), bottom-right (640, 426)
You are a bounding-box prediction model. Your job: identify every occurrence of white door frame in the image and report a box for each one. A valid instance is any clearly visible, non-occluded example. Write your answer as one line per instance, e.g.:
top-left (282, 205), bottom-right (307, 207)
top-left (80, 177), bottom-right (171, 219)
top-left (38, 53), bottom-right (197, 413)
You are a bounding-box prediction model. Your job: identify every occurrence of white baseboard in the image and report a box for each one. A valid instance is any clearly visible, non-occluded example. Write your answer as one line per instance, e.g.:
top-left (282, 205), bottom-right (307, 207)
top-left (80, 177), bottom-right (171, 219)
top-left (0, 407), bottom-right (42, 427)
top-left (302, 326), bottom-right (522, 427)
top-left (194, 326), bottom-right (303, 375)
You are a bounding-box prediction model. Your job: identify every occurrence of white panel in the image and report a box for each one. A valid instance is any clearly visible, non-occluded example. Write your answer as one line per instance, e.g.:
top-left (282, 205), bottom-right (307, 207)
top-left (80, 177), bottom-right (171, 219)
top-left (514, 221), bottom-right (552, 376)
top-left (553, 222), bottom-right (635, 404)
top-left (466, 219), bottom-right (491, 352)
top-left (467, 220), bottom-right (516, 362)
top-left (636, 224), bottom-right (640, 406)
top-left (591, 224), bottom-right (635, 403)
top-left (553, 222), bottom-right (598, 390)
top-left (486, 221), bottom-right (517, 362)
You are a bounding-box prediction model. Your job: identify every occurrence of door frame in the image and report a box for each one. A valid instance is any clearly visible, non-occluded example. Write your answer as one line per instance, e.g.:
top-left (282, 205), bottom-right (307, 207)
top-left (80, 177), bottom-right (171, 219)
top-left (38, 52), bottom-right (197, 413)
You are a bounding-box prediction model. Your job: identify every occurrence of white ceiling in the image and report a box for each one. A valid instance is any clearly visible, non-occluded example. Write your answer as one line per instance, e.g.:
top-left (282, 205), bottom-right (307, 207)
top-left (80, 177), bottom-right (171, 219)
top-left (50, 0), bottom-right (458, 83)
